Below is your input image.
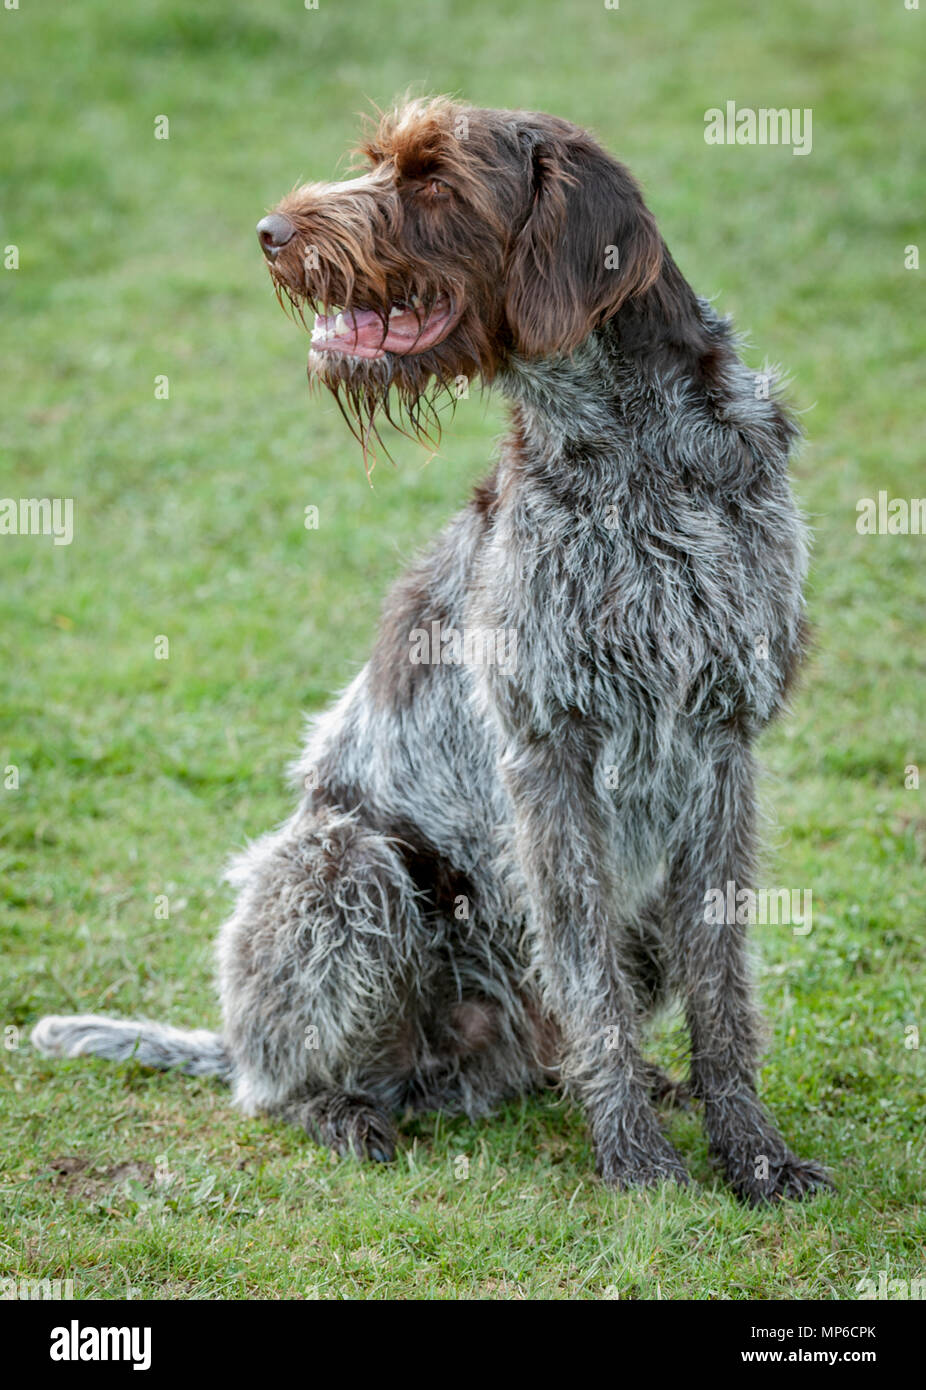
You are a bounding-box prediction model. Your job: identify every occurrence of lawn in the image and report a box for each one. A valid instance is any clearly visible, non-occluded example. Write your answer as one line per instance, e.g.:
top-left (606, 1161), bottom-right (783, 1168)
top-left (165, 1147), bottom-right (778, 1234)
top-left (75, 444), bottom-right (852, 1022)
top-left (0, 0), bottom-right (923, 1299)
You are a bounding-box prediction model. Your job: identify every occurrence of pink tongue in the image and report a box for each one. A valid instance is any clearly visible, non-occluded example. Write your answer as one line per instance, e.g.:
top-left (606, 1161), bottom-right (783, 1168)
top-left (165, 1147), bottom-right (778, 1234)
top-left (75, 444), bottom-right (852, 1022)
top-left (311, 299), bottom-right (455, 357)
top-left (316, 307), bottom-right (388, 350)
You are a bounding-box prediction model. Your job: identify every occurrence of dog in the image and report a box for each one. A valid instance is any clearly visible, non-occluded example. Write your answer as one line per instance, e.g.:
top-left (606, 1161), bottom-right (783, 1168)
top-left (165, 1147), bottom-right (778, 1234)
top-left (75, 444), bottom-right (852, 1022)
top-left (32, 97), bottom-right (831, 1203)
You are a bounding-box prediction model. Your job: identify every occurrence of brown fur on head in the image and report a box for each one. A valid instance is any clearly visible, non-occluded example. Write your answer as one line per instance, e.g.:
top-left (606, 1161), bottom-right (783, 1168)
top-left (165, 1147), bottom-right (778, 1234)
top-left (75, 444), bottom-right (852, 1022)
top-left (260, 96), bottom-right (665, 453)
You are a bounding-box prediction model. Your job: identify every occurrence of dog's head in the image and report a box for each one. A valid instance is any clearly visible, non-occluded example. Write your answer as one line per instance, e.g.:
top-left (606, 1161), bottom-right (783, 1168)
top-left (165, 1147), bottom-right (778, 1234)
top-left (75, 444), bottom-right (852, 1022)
top-left (258, 97), bottom-right (663, 446)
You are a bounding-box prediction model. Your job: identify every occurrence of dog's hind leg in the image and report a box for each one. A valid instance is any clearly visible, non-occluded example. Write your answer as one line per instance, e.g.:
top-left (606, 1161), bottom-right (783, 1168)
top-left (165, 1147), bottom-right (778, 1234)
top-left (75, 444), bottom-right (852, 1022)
top-left (280, 1088), bottom-right (399, 1163)
top-left (218, 804), bottom-right (428, 1158)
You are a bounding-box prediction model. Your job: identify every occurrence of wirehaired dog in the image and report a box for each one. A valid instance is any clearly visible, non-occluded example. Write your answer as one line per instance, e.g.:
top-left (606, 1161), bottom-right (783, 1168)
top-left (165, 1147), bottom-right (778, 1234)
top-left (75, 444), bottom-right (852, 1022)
top-left (33, 97), bottom-right (831, 1203)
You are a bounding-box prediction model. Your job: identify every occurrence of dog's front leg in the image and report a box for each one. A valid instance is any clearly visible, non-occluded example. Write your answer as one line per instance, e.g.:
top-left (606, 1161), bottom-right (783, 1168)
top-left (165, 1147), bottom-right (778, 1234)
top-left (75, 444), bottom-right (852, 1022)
top-left (666, 737), bottom-right (832, 1203)
top-left (499, 727), bottom-right (688, 1189)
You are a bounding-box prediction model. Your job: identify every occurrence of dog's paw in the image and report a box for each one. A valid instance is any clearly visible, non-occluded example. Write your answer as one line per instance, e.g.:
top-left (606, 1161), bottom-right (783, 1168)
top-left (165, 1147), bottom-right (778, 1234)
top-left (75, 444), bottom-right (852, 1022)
top-left (722, 1150), bottom-right (833, 1206)
top-left (595, 1125), bottom-right (689, 1190)
top-left (290, 1091), bottom-right (397, 1164)
top-left (330, 1098), bottom-right (397, 1163)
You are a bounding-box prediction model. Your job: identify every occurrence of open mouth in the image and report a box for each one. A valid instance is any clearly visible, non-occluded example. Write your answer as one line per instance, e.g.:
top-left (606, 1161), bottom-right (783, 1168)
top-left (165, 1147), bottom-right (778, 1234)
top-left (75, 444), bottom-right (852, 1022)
top-left (309, 295), bottom-right (459, 359)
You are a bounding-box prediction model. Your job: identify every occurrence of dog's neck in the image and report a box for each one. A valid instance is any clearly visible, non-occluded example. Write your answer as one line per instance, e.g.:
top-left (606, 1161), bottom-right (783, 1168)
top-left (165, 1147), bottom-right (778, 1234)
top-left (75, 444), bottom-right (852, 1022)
top-left (500, 253), bottom-right (725, 436)
top-left (497, 329), bottom-right (712, 487)
top-left (499, 333), bottom-right (626, 447)
top-left (494, 259), bottom-right (780, 497)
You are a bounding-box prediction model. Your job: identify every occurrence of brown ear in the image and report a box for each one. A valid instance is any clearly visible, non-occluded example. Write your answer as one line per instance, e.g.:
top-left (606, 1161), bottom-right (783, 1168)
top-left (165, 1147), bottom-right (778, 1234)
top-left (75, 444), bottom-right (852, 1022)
top-left (505, 127), bottom-right (663, 357)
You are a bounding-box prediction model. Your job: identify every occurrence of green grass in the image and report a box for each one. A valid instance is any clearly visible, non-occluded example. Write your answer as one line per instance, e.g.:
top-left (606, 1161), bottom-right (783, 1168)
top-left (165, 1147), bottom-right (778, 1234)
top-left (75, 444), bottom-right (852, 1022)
top-left (1, 0), bottom-right (923, 1299)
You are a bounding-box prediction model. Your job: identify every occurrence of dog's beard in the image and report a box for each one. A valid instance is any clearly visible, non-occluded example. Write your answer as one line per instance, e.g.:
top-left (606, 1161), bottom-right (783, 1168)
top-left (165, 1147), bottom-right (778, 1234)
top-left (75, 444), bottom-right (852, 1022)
top-left (306, 343), bottom-right (468, 469)
top-left (271, 288), bottom-right (471, 470)
top-left (269, 267), bottom-right (496, 472)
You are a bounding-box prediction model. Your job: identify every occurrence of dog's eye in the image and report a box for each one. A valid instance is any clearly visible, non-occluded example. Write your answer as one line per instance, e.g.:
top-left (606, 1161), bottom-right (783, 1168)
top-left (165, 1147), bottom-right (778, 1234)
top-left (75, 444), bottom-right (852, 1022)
top-left (425, 177), bottom-right (451, 199)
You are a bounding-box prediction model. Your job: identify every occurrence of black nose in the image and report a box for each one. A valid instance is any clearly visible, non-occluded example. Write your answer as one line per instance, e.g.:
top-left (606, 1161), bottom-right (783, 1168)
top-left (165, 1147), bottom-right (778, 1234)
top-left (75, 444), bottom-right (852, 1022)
top-left (256, 213), bottom-right (296, 259)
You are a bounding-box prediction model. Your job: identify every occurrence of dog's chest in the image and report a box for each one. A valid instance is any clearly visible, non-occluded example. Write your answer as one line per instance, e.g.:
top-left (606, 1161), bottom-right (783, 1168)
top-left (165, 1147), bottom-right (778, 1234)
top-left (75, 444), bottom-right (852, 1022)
top-left (474, 471), bottom-right (762, 718)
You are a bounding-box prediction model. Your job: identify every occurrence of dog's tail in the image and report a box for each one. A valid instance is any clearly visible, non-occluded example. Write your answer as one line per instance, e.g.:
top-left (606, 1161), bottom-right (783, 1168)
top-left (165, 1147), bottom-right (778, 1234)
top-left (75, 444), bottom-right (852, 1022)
top-left (31, 1014), bottom-right (233, 1081)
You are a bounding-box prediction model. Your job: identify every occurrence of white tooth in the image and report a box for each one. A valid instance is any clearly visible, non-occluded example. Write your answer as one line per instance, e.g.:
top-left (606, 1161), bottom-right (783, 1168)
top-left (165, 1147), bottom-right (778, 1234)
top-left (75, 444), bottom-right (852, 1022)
top-left (389, 305), bottom-right (404, 319)
top-left (411, 294), bottom-right (422, 308)
top-left (334, 312), bottom-right (347, 334)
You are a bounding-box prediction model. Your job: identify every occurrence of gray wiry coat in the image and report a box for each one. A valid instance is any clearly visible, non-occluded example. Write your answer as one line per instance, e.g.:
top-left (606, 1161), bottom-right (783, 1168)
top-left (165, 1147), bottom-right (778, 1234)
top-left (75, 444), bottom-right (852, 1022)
top-left (33, 99), bottom-right (830, 1203)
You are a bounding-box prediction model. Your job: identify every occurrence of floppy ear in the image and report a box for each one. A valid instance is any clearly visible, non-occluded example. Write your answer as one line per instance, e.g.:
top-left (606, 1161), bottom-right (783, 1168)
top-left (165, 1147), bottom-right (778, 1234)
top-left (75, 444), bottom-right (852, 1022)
top-left (505, 129), bottom-right (664, 357)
